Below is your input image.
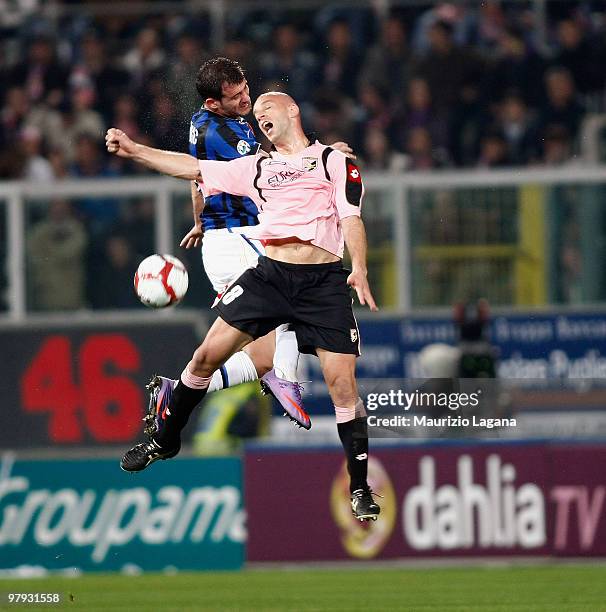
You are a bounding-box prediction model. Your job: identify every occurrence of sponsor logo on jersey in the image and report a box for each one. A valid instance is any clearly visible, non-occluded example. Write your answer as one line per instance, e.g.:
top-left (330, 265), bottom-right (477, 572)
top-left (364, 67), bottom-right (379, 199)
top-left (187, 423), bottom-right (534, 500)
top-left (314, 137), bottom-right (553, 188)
top-left (302, 157), bottom-right (318, 171)
top-left (267, 169), bottom-right (304, 186)
top-left (237, 140), bottom-right (251, 155)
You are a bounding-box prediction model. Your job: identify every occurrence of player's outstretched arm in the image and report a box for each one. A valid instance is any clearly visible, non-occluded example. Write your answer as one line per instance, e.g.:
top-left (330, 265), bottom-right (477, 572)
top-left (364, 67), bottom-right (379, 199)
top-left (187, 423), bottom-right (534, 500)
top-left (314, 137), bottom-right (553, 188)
top-left (105, 128), bottom-right (201, 181)
top-left (342, 216), bottom-right (378, 312)
top-left (180, 181), bottom-right (205, 249)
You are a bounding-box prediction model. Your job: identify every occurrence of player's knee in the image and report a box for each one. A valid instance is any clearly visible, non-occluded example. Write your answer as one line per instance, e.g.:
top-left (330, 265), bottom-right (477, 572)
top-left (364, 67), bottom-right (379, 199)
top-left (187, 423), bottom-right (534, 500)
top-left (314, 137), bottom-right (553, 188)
top-left (326, 371), bottom-right (357, 406)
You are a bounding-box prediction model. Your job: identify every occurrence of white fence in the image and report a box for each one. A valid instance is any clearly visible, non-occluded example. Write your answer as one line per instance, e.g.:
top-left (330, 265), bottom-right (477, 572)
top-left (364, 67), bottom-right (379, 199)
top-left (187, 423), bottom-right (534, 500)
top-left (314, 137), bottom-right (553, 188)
top-left (1, 165), bottom-right (606, 321)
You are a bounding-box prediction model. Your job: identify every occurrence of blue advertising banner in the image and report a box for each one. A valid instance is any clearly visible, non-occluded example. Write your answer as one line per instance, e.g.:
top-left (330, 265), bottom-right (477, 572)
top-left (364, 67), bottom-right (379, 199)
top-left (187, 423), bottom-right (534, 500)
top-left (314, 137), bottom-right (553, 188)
top-left (297, 311), bottom-right (606, 415)
top-left (0, 454), bottom-right (244, 572)
top-left (400, 312), bottom-right (606, 379)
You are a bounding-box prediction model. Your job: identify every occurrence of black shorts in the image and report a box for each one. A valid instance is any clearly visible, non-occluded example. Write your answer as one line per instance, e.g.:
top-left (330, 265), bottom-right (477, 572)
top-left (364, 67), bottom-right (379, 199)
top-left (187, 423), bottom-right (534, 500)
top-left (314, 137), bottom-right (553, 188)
top-left (213, 256), bottom-right (360, 356)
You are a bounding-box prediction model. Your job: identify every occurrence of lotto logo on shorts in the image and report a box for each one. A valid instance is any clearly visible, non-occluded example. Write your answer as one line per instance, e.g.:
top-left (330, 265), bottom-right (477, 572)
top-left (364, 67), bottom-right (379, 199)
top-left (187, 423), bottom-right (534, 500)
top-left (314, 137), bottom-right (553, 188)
top-left (222, 285), bottom-right (244, 305)
top-left (350, 329), bottom-right (358, 342)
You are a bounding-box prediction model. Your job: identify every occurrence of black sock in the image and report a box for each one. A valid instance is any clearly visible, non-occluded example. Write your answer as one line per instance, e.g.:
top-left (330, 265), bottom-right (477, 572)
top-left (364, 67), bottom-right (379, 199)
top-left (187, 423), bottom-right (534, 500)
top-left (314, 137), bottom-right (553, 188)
top-left (337, 417), bottom-right (368, 494)
top-left (154, 381), bottom-right (208, 448)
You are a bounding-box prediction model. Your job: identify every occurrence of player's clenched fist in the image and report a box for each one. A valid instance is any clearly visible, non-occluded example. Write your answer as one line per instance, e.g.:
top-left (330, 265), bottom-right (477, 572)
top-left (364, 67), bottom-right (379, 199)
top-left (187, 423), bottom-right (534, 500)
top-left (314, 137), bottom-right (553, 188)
top-left (105, 128), bottom-right (137, 158)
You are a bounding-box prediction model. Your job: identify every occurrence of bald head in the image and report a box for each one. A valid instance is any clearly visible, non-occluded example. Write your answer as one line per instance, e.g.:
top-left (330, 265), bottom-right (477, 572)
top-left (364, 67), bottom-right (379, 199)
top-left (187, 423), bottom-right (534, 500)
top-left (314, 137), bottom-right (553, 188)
top-left (254, 91), bottom-right (295, 110)
top-left (254, 91), bottom-right (304, 146)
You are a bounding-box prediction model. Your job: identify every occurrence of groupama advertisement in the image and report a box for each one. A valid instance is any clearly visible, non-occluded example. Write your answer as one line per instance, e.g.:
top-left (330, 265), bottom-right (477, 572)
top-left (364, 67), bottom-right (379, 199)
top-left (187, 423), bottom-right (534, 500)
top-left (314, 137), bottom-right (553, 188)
top-left (0, 455), bottom-right (244, 572)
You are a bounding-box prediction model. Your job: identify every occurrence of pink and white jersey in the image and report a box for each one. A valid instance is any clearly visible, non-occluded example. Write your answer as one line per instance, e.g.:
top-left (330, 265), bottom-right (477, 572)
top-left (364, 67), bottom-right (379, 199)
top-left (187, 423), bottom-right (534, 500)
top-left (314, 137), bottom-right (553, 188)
top-left (197, 141), bottom-right (363, 258)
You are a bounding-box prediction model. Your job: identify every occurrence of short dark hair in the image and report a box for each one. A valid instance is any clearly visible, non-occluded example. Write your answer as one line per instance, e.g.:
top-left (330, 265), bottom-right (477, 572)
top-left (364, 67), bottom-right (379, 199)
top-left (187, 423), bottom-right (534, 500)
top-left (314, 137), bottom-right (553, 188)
top-left (432, 19), bottom-right (454, 36)
top-left (195, 57), bottom-right (246, 100)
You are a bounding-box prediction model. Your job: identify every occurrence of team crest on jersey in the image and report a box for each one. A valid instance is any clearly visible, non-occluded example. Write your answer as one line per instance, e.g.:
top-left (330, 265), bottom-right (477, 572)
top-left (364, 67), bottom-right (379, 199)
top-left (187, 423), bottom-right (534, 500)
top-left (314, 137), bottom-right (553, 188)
top-left (237, 140), bottom-right (251, 155)
top-left (302, 157), bottom-right (318, 172)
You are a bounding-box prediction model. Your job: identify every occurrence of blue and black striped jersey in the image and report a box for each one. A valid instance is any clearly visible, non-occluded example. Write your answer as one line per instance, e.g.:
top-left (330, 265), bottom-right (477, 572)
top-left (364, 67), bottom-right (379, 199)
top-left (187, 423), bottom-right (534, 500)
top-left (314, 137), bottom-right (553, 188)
top-left (189, 108), bottom-right (260, 230)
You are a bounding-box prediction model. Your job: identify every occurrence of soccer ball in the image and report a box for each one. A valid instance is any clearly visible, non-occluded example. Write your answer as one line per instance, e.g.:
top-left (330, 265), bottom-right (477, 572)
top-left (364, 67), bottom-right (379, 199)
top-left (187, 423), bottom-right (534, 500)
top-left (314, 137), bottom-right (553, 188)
top-left (134, 254), bottom-right (189, 308)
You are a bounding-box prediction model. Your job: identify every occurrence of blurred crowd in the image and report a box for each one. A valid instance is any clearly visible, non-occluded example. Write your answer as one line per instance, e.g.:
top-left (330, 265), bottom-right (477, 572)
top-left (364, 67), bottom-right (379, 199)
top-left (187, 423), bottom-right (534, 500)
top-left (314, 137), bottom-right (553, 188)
top-left (1, 0), bottom-right (606, 310)
top-left (2, 1), bottom-right (606, 181)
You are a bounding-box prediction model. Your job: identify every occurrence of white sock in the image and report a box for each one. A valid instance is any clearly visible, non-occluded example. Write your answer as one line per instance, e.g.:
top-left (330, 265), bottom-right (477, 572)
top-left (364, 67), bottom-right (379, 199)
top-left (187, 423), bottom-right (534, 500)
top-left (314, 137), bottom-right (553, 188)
top-left (208, 351), bottom-right (259, 392)
top-left (273, 324), bottom-right (300, 382)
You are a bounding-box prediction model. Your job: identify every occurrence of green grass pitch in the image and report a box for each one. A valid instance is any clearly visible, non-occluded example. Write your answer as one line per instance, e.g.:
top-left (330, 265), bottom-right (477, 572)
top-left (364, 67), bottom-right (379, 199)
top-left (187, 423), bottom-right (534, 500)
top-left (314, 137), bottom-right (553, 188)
top-left (1, 564), bottom-right (605, 611)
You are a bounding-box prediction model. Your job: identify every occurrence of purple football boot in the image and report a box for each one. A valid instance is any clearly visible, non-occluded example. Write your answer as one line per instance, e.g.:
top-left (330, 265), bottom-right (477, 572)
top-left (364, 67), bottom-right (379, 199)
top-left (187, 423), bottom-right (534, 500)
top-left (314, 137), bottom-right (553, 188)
top-left (143, 375), bottom-right (177, 438)
top-left (260, 369), bottom-right (311, 430)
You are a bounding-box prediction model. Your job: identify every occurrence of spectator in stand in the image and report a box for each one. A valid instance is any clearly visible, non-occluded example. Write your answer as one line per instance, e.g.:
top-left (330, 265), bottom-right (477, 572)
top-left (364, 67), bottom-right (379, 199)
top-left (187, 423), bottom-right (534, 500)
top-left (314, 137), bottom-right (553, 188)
top-left (70, 31), bottom-right (130, 123)
top-left (476, 128), bottom-right (510, 168)
top-left (259, 23), bottom-right (317, 106)
top-left (143, 92), bottom-right (181, 151)
top-left (1, 84), bottom-right (64, 155)
top-left (468, 0), bottom-right (508, 55)
top-left (538, 67), bottom-right (585, 145)
top-left (540, 124), bottom-right (576, 166)
top-left (412, 19), bottom-right (483, 116)
top-left (496, 92), bottom-right (538, 165)
top-left (482, 26), bottom-right (545, 106)
top-left (361, 126), bottom-right (407, 172)
top-left (352, 83), bottom-right (394, 153)
top-left (62, 81), bottom-right (105, 160)
top-left (70, 133), bottom-right (115, 179)
top-left (310, 89), bottom-right (354, 145)
top-left (165, 32), bottom-right (207, 123)
top-left (48, 147), bottom-right (68, 180)
top-left (111, 94), bottom-right (144, 141)
top-left (358, 14), bottom-right (410, 99)
top-left (552, 18), bottom-right (605, 96)
top-left (8, 36), bottom-right (68, 109)
top-left (448, 79), bottom-right (487, 167)
top-left (115, 198), bottom-right (155, 260)
top-left (411, 2), bottom-right (472, 53)
top-left (69, 134), bottom-right (120, 233)
top-left (27, 199), bottom-right (88, 311)
top-left (122, 28), bottom-right (166, 91)
top-left (18, 124), bottom-right (54, 181)
top-left (0, 86), bottom-right (29, 150)
top-left (395, 77), bottom-right (449, 152)
top-left (90, 234), bottom-right (141, 309)
top-left (318, 19), bottom-right (362, 100)
top-left (403, 126), bottom-right (450, 171)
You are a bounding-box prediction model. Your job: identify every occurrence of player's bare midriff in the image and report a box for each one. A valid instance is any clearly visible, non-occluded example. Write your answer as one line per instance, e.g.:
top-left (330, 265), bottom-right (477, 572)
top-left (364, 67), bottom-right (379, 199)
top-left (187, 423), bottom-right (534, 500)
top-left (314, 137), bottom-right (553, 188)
top-left (265, 239), bottom-right (340, 265)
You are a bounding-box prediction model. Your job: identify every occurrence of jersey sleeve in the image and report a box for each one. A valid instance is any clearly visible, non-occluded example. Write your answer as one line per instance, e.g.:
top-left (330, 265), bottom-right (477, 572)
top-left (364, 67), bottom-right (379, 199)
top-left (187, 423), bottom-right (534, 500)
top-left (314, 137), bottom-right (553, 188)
top-left (197, 155), bottom-right (258, 199)
top-left (326, 150), bottom-right (364, 219)
top-left (214, 122), bottom-right (256, 160)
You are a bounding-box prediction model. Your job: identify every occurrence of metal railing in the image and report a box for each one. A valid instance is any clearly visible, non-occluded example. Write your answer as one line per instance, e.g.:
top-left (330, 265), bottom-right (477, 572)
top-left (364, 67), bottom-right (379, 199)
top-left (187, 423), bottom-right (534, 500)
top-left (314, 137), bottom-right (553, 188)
top-left (1, 165), bottom-right (606, 321)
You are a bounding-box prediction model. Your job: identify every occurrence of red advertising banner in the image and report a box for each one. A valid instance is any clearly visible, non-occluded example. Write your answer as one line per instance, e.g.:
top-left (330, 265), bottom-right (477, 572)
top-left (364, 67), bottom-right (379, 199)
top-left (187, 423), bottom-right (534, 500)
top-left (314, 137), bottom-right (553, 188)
top-left (245, 443), bottom-right (606, 560)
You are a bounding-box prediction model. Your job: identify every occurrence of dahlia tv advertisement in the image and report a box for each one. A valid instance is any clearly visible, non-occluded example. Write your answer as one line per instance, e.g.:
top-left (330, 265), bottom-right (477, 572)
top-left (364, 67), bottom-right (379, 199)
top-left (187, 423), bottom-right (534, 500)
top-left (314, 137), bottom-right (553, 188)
top-left (245, 443), bottom-right (606, 560)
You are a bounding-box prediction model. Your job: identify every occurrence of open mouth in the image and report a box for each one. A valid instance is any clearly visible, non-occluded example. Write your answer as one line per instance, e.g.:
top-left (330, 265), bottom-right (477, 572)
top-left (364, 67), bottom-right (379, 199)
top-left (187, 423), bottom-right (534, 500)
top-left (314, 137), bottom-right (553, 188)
top-left (262, 121), bottom-right (273, 133)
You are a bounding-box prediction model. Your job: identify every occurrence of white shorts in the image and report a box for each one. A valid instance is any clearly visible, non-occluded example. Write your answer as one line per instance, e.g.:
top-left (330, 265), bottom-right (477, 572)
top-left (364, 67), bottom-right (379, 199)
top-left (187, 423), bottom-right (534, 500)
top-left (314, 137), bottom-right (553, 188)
top-left (201, 228), bottom-right (265, 304)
